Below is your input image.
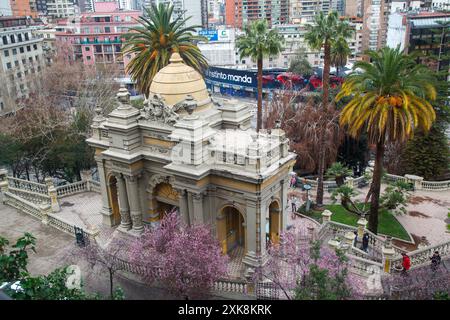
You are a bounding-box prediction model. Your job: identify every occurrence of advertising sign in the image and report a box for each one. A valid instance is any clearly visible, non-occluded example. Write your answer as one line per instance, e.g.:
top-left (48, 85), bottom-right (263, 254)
top-left (205, 67), bottom-right (257, 88)
top-left (198, 29), bottom-right (218, 41)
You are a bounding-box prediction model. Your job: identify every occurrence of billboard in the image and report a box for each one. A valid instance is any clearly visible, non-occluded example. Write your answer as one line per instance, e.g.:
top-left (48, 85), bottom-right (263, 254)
top-left (198, 29), bottom-right (231, 42)
top-left (205, 66), bottom-right (257, 88)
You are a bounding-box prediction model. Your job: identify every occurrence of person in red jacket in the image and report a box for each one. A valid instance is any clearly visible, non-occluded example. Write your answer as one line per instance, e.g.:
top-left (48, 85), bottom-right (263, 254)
top-left (401, 253), bottom-right (411, 275)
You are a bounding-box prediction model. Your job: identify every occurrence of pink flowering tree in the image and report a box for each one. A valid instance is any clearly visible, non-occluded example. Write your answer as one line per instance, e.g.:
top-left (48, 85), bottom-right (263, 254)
top-left (130, 211), bottom-right (228, 299)
top-left (255, 229), bottom-right (364, 300)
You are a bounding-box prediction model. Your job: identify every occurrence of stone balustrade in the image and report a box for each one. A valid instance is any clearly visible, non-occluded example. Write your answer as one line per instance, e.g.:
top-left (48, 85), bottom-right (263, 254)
top-left (347, 253), bottom-right (383, 277)
top-left (8, 177), bottom-right (48, 195)
top-left (389, 240), bottom-right (450, 272)
top-left (56, 181), bottom-right (88, 197)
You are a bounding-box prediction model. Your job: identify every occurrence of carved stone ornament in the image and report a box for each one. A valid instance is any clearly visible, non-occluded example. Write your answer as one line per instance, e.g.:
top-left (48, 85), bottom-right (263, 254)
top-left (141, 94), bottom-right (179, 125)
top-left (172, 94), bottom-right (198, 115)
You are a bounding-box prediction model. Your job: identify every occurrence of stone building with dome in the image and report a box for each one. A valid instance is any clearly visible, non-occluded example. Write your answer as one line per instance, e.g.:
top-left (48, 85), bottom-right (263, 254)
top-left (87, 53), bottom-right (296, 270)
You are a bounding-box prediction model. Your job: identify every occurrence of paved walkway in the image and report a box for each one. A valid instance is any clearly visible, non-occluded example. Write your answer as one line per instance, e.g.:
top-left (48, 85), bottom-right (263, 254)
top-left (0, 201), bottom-right (248, 299)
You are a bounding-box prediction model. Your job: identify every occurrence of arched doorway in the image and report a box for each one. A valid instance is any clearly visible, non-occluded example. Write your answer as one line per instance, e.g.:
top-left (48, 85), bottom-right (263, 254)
top-left (107, 175), bottom-right (120, 226)
top-left (153, 182), bottom-right (179, 219)
top-left (267, 201), bottom-right (281, 245)
top-left (218, 206), bottom-right (246, 255)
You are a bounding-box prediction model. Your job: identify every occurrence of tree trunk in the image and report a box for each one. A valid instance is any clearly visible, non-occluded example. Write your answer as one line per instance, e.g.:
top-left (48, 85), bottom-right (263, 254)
top-left (368, 141), bottom-right (385, 234)
top-left (109, 271), bottom-right (114, 299)
top-left (315, 41), bottom-right (331, 207)
top-left (257, 57), bottom-right (263, 132)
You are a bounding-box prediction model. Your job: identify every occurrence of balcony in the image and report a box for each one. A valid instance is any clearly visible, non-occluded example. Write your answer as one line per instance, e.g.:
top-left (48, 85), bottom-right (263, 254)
top-left (80, 39), bottom-right (122, 45)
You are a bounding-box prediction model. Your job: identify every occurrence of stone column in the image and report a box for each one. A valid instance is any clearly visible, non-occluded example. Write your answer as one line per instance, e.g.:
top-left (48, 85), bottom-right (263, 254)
top-left (80, 170), bottom-right (91, 190)
top-left (344, 231), bottom-right (356, 249)
top-left (177, 189), bottom-right (189, 226)
top-left (382, 246), bottom-right (395, 274)
top-left (45, 177), bottom-right (60, 213)
top-left (116, 174), bottom-right (131, 231)
top-left (405, 174), bottom-right (423, 190)
top-left (0, 169), bottom-right (8, 204)
top-left (187, 192), bottom-right (194, 225)
top-left (125, 175), bottom-right (144, 235)
top-left (243, 201), bottom-right (261, 270)
top-left (192, 192), bottom-right (204, 225)
top-left (280, 179), bottom-right (288, 232)
top-left (96, 159), bottom-right (113, 226)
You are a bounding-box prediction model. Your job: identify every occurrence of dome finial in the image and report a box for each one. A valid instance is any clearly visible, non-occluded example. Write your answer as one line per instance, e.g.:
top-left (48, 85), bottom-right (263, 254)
top-left (169, 52), bottom-right (183, 63)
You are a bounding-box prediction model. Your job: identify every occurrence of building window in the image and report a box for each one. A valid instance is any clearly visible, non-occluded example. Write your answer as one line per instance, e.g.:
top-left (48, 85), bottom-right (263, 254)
top-left (87, 56), bottom-right (91, 60)
top-left (10, 35), bottom-right (15, 43)
top-left (27, 46), bottom-right (31, 52)
top-left (29, 57), bottom-right (33, 63)
top-left (114, 16), bottom-right (120, 22)
top-left (20, 47), bottom-right (24, 53)
top-left (85, 47), bottom-right (90, 51)
top-left (6, 62), bottom-right (11, 69)
top-left (104, 27), bottom-right (110, 33)
top-left (12, 48), bottom-right (17, 55)
top-left (2, 36), bottom-right (7, 45)
top-left (33, 44), bottom-right (37, 50)
top-left (22, 59), bottom-right (26, 65)
top-left (4, 50), bottom-right (9, 57)
top-left (18, 34), bottom-right (22, 42)
top-left (14, 61), bottom-right (19, 67)
top-left (24, 33), bottom-right (29, 41)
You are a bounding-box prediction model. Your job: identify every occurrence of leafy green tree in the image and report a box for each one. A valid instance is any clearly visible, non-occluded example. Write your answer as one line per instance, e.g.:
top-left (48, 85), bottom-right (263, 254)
top-left (123, 3), bottom-right (208, 96)
top-left (288, 47), bottom-right (313, 77)
top-left (0, 233), bottom-right (36, 283)
top-left (236, 19), bottom-right (284, 132)
top-left (326, 162), bottom-right (353, 186)
top-left (337, 47), bottom-right (437, 234)
top-left (305, 11), bottom-right (354, 207)
top-left (400, 123), bottom-right (450, 180)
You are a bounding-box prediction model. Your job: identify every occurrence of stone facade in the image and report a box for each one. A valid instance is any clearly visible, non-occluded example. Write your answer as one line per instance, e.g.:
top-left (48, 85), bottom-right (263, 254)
top-left (87, 53), bottom-right (296, 270)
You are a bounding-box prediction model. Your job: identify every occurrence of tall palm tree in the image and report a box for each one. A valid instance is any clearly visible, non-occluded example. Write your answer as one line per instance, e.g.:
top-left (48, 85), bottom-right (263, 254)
top-left (330, 37), bottom-right (351, 76)
top-left (236, 19), bottom-right (284, 132)
top-left (305, 11), bottom-right (354, 207)
top-left (336, 47), bottom-right (437, 233)
top-left (123, 3), bottom-right (208, 96)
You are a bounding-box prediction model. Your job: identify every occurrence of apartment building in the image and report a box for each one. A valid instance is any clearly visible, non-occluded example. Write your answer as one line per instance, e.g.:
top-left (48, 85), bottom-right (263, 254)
top-left (46, 0), bottom-right (76, 18)
top-left (0, 16), bottom-right (45, 115)
top-left (225, 0), bottom-right (289, 28)
top-left (55, 1), bottom-right (140, 74)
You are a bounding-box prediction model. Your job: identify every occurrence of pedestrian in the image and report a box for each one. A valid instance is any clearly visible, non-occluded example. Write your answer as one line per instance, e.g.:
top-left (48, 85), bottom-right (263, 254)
top-left (430, 251), bottom-right (441, 272)
top-left (401, 253), bottom-right (411, 276)
top-left (353, 231), bottom-right (358, 246)
top-left (290, 176), bottom-right (296, 188)
top-left (362, 233), bottom-right (369, 252)
top-left (291, 197), bottom-right (297, 213)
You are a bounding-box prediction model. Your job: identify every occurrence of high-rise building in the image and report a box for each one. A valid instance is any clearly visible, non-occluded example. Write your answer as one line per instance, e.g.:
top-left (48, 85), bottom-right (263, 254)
top-left (225, 0), bottom-right (289, 28)
top-left (289, 0), bottom-right (331, 24)
top-left (9, 0), bottom-right (38, 18)
top-left (344, 0), bottom-right (362, 17)
top-left (142, 1), bottom-right (208, 28)
top-left (0, 16), bottom-right (46, 116)
top-left (35, 0), bottom-right (48, 15)
top-left (47, 0), bottom-right (76, 18)
top-left (55, 1), bottom-right (141, 74)
top-left (361, 0), bottom-right (390, 52)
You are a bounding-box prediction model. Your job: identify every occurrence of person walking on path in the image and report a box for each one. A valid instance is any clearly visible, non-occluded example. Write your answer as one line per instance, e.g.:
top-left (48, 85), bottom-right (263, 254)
top-left (291, 196), bottom-right (298, 214)
top-left (401, 253), bottom-right (411, 276)
top-left (290, 176), bottom-right (297, 189)
top-left (362, 233), bottom-right (369, 252)
top-left (430, 251), bottom-right (441, 272)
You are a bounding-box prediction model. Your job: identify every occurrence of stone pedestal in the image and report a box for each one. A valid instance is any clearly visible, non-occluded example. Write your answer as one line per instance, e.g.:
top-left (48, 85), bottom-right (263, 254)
top-left (328, 238), bottom-right (340, 250)
top-left (357, 217), bottom-right (368, 240)
top-left (45, 178), bottom-right (60, 213)
top-left (40, 202), bottom-right (51, 225)
top-left (344, 231), bottom-right (356, 247)
top-left (382, 246), bottom-right (395, 273)
top-left (405, 174), bottom-right (423, 190)
top-left (321, 210), bottom-right (332, 223)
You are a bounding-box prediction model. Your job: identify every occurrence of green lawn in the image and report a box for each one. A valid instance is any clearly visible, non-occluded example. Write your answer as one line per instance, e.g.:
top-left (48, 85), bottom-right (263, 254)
top-left (299, 203), bottom-right (411, 242)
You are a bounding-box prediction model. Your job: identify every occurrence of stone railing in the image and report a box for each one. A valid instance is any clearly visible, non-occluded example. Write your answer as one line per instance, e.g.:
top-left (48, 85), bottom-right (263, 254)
top-left (8, 187), bottom-right (51, 205)
top-left (347, 253), bottom-right (383, 277)
top-left (3, 191), bottom-right (43, 220)
top-left (420, 180), bottom-right (450, 191)
top-left (7, 177), bottom-right (48, 194)
top-left (56, 181), bottom-right (88, 197)
top-left (384, 174), bottom-right (408, 184)
top-left (390, 240), bottom-right (450, 272)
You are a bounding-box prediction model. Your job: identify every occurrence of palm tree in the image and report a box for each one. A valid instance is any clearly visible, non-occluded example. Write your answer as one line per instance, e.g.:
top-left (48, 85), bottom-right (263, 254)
top-left (122, 3), bottom-right (208, 96)
top-left (330, 37), bottom-right (351, 77)
top-left (336, 47), bottom-right (437, 234)
top-left (236, 19), bottom-right (284, 132)
top-left (305, 11), bottom-right (354, 207)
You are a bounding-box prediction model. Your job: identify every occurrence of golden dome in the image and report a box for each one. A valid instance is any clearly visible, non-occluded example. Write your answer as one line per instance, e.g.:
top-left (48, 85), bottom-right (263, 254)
top-left (149, 53), bottom-right (210, 107)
